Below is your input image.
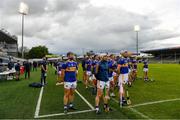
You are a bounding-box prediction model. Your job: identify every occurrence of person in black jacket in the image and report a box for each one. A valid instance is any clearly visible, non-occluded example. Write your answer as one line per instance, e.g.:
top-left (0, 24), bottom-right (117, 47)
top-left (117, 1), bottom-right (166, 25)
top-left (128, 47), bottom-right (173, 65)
top-left (24, 60), bottom-right (31, 79)
top-left (15, 61), bottom-right (21, 81)
top-left (41, 57), bottom-right (48, 86)
top-left (33, 61), bottom-right (38, 71)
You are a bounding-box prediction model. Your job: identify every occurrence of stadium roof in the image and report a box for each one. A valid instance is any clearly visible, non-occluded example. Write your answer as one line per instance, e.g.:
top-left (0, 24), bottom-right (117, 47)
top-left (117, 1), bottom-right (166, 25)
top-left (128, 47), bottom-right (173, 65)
top-left (141, 46), bottom-right (180, 54)
top-left (0, 29), bottom-right (17, 44)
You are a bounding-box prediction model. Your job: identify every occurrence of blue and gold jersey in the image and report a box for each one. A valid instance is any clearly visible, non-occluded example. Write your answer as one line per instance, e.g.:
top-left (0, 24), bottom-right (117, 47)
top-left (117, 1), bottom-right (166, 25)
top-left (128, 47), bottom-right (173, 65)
top-left (127, 58), bottom-right (132, 69)
top-left (85, 59), bottom-right (92, 71)
top-left (143, 61), bottom-right (148, 68)
top-left (132, 59), bottom-right (137, 69)
top-left (118, 58), bottom-right (129, 74)
top-left (62, 61), bottom-right (78, 82)
top-left (108, 59), bottom-right (117, 77)
top-left (92, 60), bottom-right (99, 74)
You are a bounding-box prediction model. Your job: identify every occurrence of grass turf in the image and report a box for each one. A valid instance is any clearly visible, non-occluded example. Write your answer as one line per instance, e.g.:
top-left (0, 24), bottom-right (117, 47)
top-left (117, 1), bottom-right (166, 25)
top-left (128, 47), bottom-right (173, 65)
top-left (0, 64), bottom-right (180, 119)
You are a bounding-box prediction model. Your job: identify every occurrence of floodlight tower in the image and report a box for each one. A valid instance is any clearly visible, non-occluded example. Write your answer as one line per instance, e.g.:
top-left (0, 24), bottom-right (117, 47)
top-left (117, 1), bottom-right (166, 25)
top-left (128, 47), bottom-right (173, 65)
top-left (19, 2), bottom-right (29, 58)
top-left (134, 25), bottom-right (140, 55)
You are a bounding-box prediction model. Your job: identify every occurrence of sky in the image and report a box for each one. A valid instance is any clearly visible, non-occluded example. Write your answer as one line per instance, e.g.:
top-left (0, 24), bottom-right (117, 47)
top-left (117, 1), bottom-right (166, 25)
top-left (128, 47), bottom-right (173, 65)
top-left (0, 0), bottom-right (180, 54)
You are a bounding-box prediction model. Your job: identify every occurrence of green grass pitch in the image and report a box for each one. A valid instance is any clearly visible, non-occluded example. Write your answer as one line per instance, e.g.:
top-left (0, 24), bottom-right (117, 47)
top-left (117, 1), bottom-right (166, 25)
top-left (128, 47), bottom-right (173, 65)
top-left (0, 64), bottom-right (180, 119)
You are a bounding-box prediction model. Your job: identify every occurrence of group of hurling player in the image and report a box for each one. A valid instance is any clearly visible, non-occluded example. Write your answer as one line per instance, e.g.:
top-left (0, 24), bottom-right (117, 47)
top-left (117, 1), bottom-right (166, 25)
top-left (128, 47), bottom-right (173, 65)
top-left (53, 51), bottom-right (149, 114)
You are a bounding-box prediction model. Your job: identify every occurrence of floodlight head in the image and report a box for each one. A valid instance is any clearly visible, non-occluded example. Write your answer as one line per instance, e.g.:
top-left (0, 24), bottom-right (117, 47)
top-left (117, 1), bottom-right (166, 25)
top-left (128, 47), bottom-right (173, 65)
top-left (134, 25), bottom-right (140, 32)
top-left (19, 2), bottom-right (29, 15)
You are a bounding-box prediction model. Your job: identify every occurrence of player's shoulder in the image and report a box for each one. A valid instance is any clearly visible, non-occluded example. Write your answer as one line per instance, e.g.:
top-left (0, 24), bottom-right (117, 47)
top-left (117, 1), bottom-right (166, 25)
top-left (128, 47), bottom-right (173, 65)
top-left (69, 60), bottom-right (78, 65)
top-left (63, 60), bottom-right (71, 65)
top-left (85, 59), bottom-right (89, 63)
top-left (118, 57), bottom-right (124, 61)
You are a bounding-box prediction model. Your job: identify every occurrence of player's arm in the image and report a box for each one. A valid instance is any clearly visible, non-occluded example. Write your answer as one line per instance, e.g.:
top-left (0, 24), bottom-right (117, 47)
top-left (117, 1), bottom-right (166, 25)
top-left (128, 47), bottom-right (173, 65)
top-left (41, 64), bottom-right (45, 71)
top-left (61, 69), bottom-right (65, 82)
top-left (95, 64), bottom-right (99, 75)
top-left (85, 62), bottom-right (87, 70)
top-left (61, 63), bottom-right (66, 82)
top-left (113, 63), bottom-right (118, 73)
top-left (117, 64), bottom-right (121, 75)
top-left (76, 64), bottom-right (78, 77)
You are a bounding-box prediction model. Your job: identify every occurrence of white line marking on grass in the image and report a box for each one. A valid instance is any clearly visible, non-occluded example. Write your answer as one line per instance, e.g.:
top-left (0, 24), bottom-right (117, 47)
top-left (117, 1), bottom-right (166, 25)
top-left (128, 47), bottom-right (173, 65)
top-left (75, 90), bottom-right (95, 110)
top-left (130, 98), bottom-right (180, 108)
top-left (111, 98), bottom-right (151, 119)
top-left (34, 87), bottom-right (44, 118)
top-left (129, 107), bottom-right (151, 119)
top-left (34, 87), bottom-right (95, 118)
top-left (36, 109), bottom-right (95, 118)
top-left (112, 98), bottom-right (119, 103)
top-left (112, 98), bottom-right (180, 119)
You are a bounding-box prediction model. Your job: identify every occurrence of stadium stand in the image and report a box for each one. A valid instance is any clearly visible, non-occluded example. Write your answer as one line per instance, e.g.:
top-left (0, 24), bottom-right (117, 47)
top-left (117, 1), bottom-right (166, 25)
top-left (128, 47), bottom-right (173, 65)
top-left (0, 28), bottom-right (18, 57)
top-left (141, 46), bottom-right (180, 63)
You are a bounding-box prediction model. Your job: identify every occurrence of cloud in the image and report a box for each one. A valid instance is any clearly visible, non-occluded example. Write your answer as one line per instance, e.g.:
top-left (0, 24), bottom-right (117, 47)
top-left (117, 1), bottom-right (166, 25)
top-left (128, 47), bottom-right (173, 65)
top-left (1, 0), bottom-right (180, 54)
top-left (47, 0), bottom-right (89, 12)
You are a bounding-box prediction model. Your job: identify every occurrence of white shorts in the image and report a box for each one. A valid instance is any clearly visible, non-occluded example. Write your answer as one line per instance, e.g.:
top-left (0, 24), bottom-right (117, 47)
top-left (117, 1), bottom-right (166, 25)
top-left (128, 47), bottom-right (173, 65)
top-left (143, 68), bottom-right (148, 72)
top-left (86, 71), bottom-right (92, 76)
top-left (58, 71), bottom-right (61, 75)
top-left (112, 72), bottom-right (117, 76)
top-left (92, 74), bottom-right (96, 80)
top-left (109, 77), bottom-right (114, 82)
top-left (64, 81), bottom-right (77, 89)
top-left (118, 73), bottom-right (128, 86)
top-left (97, 81), bottom-right (110, 89)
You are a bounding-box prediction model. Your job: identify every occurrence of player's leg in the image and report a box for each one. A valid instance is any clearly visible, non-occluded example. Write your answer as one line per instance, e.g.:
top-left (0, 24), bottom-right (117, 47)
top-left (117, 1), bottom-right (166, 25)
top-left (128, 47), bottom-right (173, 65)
top-left (63, 82), bottom-right (71, 113)
top-left (143, 69), bottom-right (148, 81)
top-left (128, 69), bottom-right (132, 87)
top-left (91, 74), bottom-right (97, 95)
top-left (143, 69), bottom-right (146, 81)
top-left (145, 69), bottom-right (148, 80)
top-left (83, 70), bottom-right (86, 86)
top-left (118, 75), bottom-right (126, 107)
top-left (135, 70), bottom-right (137, 80)
top-left (132, 70), bottom-right (136, 81)
top-left (124, 74), bottom-right (129, 104)
top-left (113, 74), bottom-right (118, 87)
top-left (110, 77), bottom-right (116, 97)
top-left (88, 71), bottom-right (92, 86)
top-left (131, 70), bottom-right (134, 81)
top-left (128, 73), bottom-right (132, 86)
top-left (146, 70), bottom-right (148, 80)
top-left (95, 80), bottom-right (103, 114)
top-left (85, 71), bottom-right (89, 88)
top-left (103, 81), bottom-right (110, 112)
top-left (69, 82), bottom-right (77, 110)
